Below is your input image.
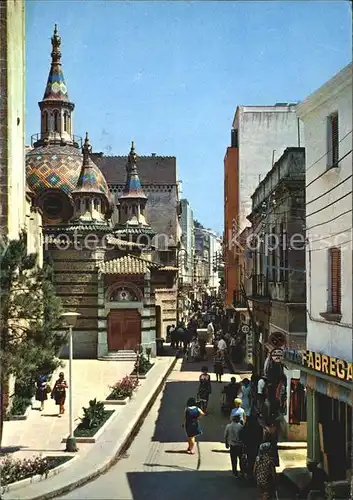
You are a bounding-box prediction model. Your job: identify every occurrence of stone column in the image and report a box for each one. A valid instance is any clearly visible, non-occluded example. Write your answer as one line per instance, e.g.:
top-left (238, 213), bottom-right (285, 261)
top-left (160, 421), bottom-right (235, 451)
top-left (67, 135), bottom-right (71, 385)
top-left (306, 387), bottom-right (321, 463)
top-left (94, 249), bottom-right (108, 359)
top-left (141, 270), bottom-right (156, 357)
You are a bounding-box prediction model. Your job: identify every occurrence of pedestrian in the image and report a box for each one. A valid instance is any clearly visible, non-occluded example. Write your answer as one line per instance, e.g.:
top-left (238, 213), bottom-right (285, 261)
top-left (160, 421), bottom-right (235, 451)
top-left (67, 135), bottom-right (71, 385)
top-left (217, 335), bottom-right (227, 353)
top-left (190, 338), bottom-right (200, 362)
top-left (51, 372), bottom-right (68, 417)
top-left (170, 325), bottom-right (176, 348)
top-left (224, 414), bottom-right (244, 478)
top-left (35, 374), bottom-right (50, 411)
top-left (253, 442), bottom-right (278, 500)
top-left (240, 414), bottom-right (264, 481)
top-left (263, 421), bottom-right (280, 468)
top-left (240, 378), bottom-right (252, 417)
top-left (213, 349), bottom-right (224, 382)
top-left (182, 397), bottom-right (204, 455)
top-left (230, 397), bottom-right (246, 425)
top-left (198, 366), bottom-right (212, 414)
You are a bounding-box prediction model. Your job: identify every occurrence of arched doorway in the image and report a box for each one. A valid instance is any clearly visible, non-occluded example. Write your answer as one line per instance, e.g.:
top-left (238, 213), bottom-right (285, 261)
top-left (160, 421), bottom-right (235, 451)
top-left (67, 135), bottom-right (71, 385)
top-left (108, 309), bottom-right (141, 351)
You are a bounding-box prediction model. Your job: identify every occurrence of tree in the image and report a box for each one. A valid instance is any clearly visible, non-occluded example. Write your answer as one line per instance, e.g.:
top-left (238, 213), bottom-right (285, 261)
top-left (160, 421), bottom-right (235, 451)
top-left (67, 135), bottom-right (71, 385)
top-left (0, 232), bottom-right (65, 444)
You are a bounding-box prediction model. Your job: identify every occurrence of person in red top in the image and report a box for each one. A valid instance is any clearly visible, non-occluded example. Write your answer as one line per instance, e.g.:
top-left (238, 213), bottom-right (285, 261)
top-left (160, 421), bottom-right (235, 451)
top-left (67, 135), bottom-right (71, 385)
top-left (51, 372), bottom-right (68, 417)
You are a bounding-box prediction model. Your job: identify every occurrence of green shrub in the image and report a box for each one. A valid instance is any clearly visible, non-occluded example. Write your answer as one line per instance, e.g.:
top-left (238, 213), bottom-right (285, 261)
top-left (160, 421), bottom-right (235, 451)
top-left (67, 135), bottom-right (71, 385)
top-left (10, 395), bottom-right (32, 416)
top-left (134, 354), bottom-right (152, 375)
top-left (80, 399), bottom-right (106, 429)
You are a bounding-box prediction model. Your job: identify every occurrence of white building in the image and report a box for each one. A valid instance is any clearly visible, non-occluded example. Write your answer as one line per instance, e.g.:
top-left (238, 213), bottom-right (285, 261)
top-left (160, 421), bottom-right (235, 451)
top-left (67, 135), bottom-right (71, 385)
top-left (232, 104), bottom-right (304, 232)
top-left (294, 63), bottom-right (352, 480)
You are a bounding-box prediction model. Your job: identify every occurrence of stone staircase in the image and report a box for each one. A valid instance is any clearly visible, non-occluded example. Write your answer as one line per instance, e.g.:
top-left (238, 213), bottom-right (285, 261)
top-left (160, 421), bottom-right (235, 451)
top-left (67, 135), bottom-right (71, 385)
top-left (99, 350), bottom-right (137, 362)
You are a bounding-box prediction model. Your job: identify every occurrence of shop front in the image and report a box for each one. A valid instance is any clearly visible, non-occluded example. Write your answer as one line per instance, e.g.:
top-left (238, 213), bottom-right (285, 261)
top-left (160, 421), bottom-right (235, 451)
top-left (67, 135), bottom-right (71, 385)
top-left (285, 348), bottom-right (352, 482)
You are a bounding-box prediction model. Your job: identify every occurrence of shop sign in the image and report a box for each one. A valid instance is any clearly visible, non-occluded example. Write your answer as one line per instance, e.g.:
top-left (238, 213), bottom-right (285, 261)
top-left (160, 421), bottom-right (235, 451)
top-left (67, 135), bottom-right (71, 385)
top-left (268, 331), bottom-right (286, 348)
top-left (302, 350), bottom-right (353, 382)
top-left (284, 348), bottom-right (304, 364)
top-left (241, 324), bottom-right (250, 334)
top-left (270, 348), bottom-right (284, 363)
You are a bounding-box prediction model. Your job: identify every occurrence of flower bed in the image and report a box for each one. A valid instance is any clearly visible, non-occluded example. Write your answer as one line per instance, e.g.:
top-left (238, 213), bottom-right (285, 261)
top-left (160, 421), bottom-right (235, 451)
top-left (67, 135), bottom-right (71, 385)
top-left (0, 455), bottom-right (72, 488)
top-left (106, 375), bottom-right (139, 401)
top-left (74, 410), bottom-right (114, 438)
top-left (131, 353), bottom-right (154, 377)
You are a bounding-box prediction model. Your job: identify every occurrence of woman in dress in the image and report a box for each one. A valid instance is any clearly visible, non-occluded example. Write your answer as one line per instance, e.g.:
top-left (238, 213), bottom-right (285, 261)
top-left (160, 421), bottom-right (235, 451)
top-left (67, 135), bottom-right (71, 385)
top-left (198, 366), bottom-right (212, 414)
top-left (240, 378), bottom-right (252, 417)
top-left (213, 349), bottom-right (224, 383)
top-left (253, 442), bottom-right (277, 499)
top-left (51, 372), bottom-right (68, 417)
top-left (35, 374), bottom-right (49, 411)
top-left (190, 338), bottom-right (200, 362)
top-left (183, 397), bottom-right (204, 454)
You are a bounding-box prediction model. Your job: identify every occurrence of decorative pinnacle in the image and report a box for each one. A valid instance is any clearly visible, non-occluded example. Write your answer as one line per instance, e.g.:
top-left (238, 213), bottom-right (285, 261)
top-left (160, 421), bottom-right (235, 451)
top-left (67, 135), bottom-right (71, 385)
top-left (127, 141), bottom-right (137, 172)
top-left (51, 24), bottom-right (61, 65)
top-left (82, 132), bottom-right (92, 162)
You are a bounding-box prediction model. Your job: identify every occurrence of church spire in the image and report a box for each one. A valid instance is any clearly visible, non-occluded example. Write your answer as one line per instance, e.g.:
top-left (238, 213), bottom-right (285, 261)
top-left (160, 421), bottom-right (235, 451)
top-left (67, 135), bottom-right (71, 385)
top-left (121, 141), bottom-right (147, 199)
top-left (37, 25), bottom-right (76, 146)
top-left (43, 24), bottom-right (70, 102)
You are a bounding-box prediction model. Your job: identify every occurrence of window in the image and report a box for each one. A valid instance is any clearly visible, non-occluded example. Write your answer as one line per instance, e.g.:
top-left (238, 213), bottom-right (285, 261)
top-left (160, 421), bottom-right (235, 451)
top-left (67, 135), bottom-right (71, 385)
top-left (328, 247), bottom-right (341, 314)
top-left (43, 111), bottom-right (49, 133)
top-left (53, 110), bottom-right (59, 132)
top-left (270, 226), bottom-right (276, 282)
top-left (63, 112), bottom-right (68, 132)
top-left (327, 112), bottom-right (339, 168)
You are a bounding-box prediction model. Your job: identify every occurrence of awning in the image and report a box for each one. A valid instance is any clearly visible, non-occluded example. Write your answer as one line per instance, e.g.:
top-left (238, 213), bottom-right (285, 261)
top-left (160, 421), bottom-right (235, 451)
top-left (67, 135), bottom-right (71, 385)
top-left (300, 371), bottom-right (352, 405)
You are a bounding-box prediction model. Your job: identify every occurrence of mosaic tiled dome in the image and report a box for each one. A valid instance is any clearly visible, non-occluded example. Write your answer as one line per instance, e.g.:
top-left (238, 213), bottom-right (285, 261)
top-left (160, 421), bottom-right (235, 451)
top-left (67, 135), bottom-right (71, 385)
top-left (26, 143), bottom-right (109, 197)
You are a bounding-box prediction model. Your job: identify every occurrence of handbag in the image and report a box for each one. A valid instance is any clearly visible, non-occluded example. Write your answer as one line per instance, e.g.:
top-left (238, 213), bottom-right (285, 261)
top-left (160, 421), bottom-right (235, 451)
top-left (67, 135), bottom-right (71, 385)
top-left (46, 384), bottom-right (52, 393)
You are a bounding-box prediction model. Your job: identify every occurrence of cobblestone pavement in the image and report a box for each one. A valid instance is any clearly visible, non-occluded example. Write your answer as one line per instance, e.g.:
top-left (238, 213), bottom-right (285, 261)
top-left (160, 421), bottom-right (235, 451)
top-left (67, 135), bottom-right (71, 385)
top-left (60, 353), bottom-right (297, 500)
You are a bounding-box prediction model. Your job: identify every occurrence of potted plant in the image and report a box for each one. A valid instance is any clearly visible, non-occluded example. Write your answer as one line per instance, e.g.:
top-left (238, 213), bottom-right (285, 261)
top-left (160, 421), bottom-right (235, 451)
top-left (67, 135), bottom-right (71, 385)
top-left (108, 376), bottom-right (139, 400)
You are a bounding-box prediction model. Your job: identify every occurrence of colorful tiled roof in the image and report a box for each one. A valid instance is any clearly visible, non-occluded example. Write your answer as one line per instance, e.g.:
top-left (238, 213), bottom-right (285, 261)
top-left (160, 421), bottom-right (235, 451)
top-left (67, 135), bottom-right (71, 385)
top-left (43, 25), bottom-right (69, 102)
top-left (119, 142), bottom-right (147, 200)
top-left (100, 255), bottom-right (149, 275)
top-left (26, 144), bottom-right (83, 196)
top-left (72, 133), bottom-right (109, 197)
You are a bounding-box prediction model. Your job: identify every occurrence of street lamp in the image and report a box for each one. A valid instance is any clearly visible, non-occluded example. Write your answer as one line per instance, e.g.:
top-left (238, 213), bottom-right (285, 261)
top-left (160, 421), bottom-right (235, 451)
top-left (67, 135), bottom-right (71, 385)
top-left (61, 311), bottom-right (80, 453)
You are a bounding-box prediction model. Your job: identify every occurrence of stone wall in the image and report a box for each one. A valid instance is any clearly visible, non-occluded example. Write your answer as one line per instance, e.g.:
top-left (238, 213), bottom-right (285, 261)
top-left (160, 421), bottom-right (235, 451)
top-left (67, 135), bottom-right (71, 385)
top-left (110, 184), bottom-right (179, 240)
top-left (46, 245), bottom-right (99, 358)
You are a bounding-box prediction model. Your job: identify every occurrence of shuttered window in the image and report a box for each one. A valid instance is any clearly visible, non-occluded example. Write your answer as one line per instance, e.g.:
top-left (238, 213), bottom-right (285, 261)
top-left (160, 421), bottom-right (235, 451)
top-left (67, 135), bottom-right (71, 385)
top-left (328, 112), bottom-right (339, 168)
top-left (329, 247), bottom-right (341, 314)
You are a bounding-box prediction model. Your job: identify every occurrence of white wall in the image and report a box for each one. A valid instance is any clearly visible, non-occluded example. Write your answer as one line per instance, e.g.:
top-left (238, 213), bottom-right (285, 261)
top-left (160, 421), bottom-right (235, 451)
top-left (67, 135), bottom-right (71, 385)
top-left (236, 106), bottom-right (303, 231)
top-left (298, 64), bottom-right (352, 362)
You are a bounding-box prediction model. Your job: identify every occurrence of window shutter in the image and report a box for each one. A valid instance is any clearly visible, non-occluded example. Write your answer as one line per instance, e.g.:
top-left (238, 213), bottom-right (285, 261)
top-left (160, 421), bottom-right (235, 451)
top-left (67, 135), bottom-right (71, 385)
top-left (331, 113), bottom-right (339, 167)
top-left (330, 247), bottom-right (341, 314)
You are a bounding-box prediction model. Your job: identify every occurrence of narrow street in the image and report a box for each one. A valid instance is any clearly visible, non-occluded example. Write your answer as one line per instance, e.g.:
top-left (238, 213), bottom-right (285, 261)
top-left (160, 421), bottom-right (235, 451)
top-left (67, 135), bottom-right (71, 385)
top-left (60, 352), bottom-right (296, 500)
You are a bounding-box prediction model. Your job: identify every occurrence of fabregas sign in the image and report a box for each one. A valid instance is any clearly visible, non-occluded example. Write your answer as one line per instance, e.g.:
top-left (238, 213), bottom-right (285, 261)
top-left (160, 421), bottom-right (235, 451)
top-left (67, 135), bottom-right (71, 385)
top-left (302, 350), bottom-right (353, 382)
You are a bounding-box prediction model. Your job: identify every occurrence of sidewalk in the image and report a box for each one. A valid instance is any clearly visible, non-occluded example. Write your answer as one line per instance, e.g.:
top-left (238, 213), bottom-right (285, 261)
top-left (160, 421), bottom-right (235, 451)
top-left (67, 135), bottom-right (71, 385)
top-left (2, 355), bottom-right (176, 500)
top-left (2, 359), bottom-right (135, 460)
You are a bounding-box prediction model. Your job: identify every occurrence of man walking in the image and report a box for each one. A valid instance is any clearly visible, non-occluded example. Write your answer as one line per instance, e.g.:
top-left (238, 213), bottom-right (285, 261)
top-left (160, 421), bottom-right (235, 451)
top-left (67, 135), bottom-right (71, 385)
top-left (224, 414), bottom-right (244, 477)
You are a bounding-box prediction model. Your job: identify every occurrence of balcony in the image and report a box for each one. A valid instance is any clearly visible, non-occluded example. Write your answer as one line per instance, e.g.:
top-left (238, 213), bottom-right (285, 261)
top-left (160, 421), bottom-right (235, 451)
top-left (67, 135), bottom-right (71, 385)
top-left (251, 274), bottom-right (270, 299)
top-left (30, 133), bottom-right (83, 149)
top-left (232, 290), bottom-right (247, 309)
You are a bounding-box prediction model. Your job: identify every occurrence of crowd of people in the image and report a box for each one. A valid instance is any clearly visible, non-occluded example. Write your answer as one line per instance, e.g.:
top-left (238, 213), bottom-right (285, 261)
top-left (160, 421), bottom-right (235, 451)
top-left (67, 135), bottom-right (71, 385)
top-left (181, 362), bottom-right (283, 500)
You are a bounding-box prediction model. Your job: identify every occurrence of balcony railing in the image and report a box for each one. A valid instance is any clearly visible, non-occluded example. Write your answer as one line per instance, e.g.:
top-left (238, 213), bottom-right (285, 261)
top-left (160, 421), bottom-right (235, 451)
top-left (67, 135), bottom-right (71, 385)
top-left (30, 133), bottom-right (82, 148)
top-left (233, 290), bottom-right (247, 308)
top-left (251, 274), bottom-right (270, 298)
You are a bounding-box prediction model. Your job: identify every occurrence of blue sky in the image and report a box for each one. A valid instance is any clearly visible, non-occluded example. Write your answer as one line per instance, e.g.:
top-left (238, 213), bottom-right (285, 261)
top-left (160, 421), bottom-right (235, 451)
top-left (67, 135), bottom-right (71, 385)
top-left (26, 1), bottom-right (352, 233)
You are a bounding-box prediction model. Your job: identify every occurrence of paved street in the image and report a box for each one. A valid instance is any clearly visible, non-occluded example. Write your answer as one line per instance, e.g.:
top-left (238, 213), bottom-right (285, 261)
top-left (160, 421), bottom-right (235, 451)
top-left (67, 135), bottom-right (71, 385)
top-left (60, 353), bottom-right (297, 500)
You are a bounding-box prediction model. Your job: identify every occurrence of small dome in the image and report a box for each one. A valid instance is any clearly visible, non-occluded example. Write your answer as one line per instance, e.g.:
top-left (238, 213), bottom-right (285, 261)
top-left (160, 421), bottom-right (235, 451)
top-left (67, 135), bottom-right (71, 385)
top-left (26, 143), bottom-right (109, 198)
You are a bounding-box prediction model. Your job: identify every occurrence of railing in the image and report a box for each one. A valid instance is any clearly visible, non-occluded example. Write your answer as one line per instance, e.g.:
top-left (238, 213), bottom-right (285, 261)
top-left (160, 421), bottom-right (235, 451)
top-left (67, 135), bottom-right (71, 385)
top-left (30, 133), bottom-right (82, 148)
top-left (251, 274), bottom-right (269, 298)
top-left (232, 290), bottom-right (247, 308)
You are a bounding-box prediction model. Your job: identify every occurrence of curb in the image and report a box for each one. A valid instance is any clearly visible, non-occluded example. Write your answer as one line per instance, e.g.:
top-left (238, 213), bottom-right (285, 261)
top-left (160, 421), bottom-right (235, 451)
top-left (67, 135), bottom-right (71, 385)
top-left (9, 357), bottom-right (177, 500)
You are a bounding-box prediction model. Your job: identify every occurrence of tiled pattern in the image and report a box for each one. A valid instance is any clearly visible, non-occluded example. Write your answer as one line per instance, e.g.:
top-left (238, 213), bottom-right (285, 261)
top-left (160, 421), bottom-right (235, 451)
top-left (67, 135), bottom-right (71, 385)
top-left (26, 144), bottom-right (82, 195)
top-left (26, 145), bottom-right (109, 198)
top-left (43, 66), bottom-right (68, 101)
top-left (73, 158), bottom-right (109, 195)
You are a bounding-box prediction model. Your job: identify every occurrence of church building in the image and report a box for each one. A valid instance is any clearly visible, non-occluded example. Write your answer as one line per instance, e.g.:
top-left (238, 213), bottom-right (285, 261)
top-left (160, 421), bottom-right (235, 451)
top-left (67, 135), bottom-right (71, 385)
top-left (26, 26), bottom-right (178, 359)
